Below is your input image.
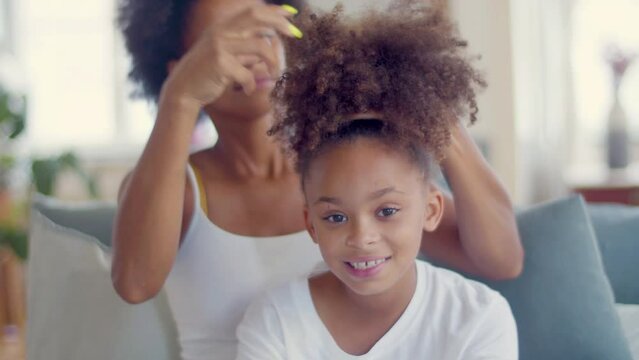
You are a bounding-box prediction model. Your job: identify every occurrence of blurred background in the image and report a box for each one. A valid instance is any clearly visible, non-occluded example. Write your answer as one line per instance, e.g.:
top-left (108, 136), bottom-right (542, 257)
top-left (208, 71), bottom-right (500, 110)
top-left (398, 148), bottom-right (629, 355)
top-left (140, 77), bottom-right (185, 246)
top-left (0, 0), bottom-right (638, 358)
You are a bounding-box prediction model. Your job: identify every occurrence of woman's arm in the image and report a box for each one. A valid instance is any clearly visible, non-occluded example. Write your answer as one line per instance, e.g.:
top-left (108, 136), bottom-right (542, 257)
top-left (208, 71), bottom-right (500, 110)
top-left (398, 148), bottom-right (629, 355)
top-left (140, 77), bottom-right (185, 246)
top-left (111, 94), bottom-right (200, 304)
top-left (420, 121), bottom-right (523, 280)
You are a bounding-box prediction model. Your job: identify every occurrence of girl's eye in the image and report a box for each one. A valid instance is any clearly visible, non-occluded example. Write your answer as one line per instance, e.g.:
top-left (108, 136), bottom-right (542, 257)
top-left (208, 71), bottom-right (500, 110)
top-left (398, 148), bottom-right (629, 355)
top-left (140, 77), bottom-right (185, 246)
top-left (324, 214), bottom-right (347, 223)
top-left (377, 207), bottom-right (399, 217)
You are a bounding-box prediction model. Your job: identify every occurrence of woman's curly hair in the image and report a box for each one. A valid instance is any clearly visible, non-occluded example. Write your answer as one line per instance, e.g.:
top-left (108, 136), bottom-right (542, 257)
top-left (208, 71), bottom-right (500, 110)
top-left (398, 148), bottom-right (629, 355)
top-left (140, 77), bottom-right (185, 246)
top-left (118, 0), bottom-right (304, 101)
top-left (269, 2), bottom-right (485, 175)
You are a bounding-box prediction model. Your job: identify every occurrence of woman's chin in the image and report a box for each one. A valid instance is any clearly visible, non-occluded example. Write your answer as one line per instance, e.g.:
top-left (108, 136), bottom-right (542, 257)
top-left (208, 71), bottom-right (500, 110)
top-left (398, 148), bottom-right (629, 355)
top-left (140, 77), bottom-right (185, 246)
top-left (205, 91), bottom-right (273, 121)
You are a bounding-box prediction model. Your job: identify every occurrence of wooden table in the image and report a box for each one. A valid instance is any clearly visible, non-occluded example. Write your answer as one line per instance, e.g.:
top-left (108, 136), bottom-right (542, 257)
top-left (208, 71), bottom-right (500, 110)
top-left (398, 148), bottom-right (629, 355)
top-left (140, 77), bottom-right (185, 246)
top-left (565, 164), bottom-right (639, 205)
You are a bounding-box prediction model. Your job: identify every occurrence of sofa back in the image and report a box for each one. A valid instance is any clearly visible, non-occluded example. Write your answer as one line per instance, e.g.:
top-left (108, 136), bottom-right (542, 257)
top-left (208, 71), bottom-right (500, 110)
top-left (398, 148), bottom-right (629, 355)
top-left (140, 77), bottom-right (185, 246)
top-left (588, 203), bottom-right (639, 304)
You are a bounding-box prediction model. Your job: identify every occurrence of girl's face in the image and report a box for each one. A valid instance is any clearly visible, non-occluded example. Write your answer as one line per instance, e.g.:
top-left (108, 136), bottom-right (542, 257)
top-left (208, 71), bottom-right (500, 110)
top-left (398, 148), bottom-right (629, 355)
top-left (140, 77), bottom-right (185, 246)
top-left (303, 137), bottom-right (443, 297)
top-left (184, 0), bottom-right (286, 120)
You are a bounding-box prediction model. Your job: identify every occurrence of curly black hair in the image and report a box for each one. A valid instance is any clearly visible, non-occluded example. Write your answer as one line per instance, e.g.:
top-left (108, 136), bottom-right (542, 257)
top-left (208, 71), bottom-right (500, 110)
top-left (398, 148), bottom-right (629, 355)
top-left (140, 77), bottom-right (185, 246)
top-left (118, 0), bottom-right (304, 101)
top-left (269, 2), bottom-right (485, 177)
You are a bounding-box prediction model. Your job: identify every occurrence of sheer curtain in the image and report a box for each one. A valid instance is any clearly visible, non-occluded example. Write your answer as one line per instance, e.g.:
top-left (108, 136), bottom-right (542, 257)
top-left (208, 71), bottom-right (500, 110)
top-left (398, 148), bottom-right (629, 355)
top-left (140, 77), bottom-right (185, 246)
top-left (511, 0), bottom-right (575, 204)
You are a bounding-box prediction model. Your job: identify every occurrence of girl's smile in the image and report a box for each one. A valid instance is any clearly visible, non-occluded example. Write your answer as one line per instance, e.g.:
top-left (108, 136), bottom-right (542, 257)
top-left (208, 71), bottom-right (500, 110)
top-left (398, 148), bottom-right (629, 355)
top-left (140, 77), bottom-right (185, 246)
top-left (344, 256), bottom-right (392, 279)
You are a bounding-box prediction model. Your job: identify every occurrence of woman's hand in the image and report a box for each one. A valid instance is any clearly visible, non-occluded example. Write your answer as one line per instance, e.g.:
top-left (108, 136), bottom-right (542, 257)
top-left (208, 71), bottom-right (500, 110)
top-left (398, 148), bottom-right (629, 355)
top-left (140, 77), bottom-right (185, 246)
top-left (161, 4), bottom-right (300, 111)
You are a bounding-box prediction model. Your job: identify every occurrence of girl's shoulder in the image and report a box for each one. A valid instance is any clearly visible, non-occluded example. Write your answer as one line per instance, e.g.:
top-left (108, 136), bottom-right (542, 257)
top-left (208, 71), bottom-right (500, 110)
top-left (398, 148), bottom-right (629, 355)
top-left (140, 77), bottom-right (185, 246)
top-left (241, 275), bottom-right (314, 333)
top-left (417, 260), bottom-right (506, 311)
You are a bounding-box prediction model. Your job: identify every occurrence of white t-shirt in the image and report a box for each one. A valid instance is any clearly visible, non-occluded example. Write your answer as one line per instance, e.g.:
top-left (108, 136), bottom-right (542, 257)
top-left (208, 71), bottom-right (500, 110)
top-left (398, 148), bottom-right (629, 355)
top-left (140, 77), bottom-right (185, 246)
top-left (163, 165), bottom-right (324, 360)
top-left (236, 260), bottom-right (518, 360)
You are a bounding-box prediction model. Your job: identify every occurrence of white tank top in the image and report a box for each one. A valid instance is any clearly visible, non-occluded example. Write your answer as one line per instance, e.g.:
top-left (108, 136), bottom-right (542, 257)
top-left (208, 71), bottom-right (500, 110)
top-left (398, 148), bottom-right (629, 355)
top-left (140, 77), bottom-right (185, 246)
top-left (164, 165), bottom-right (323, 360)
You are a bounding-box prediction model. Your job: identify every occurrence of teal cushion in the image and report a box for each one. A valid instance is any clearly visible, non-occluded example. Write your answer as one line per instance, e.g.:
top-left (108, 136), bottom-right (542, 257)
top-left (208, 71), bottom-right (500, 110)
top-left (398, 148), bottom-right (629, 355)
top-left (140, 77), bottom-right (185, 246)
top-left (422, 195), bottom-right (633, 359)
top-left (588, 203), bottom-right (639, 304)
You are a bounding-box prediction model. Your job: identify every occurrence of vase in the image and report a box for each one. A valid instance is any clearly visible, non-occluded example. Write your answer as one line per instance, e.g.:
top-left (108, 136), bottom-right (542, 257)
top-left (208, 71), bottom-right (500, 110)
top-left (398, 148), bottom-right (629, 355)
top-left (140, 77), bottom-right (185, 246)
top-left (606, 80), bottom-right (629, 169)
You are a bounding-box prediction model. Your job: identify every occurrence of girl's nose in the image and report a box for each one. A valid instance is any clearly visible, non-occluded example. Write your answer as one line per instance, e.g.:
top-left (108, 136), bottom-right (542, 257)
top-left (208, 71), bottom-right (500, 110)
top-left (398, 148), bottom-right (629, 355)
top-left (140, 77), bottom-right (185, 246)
top-left (345, 218), bottom-right (380, 249)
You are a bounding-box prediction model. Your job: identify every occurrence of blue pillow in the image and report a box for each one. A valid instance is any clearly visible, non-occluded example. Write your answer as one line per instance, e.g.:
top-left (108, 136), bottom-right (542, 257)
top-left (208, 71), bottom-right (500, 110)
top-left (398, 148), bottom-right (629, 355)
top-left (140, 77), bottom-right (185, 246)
top-left (422, 195), bottom-right (633, 359)
top-left (588, 203), bottom-right (639, 304)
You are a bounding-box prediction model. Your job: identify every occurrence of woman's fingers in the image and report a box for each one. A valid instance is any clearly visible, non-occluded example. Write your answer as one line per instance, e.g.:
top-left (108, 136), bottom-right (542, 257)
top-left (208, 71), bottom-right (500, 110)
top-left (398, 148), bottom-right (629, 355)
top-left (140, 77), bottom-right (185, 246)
top-left (226, 4), bottom-right (302, 39)
top-left (219, 53), bottom-right (257, 95)
top-left (163, 4), bottom-right (300, 105)
top-left (223, 37), bottom-right (278, 76)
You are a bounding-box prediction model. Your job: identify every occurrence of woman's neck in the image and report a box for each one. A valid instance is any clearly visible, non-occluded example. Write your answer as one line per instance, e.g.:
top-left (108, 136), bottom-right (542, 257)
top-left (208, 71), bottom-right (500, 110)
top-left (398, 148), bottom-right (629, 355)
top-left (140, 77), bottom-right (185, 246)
top-left (209, 113), bottom-right (293, 179)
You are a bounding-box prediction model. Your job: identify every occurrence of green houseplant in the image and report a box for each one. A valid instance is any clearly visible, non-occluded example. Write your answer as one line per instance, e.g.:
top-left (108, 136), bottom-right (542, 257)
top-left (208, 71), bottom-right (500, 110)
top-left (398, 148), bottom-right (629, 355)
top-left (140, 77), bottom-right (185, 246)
top-left (31, 151), bottom-right (99, 198)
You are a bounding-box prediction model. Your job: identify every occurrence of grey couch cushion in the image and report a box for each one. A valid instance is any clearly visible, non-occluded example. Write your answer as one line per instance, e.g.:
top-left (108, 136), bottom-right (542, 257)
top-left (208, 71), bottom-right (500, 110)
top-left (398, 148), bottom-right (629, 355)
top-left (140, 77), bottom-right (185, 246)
top-left (31, 195), bottom-right (116, 248)
top-left (27, 195), bottom-right (180, 360)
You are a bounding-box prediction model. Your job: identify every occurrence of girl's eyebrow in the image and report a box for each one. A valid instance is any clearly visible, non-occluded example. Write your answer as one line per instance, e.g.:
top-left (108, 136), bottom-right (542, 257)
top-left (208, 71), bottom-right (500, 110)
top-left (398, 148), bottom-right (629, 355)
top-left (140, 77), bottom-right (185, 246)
top-left (313, 196), bottom-right (341, 206)
top-left (368, 187), bottom-right (404, 200)
top-left (312, 187), bottom-right (404, 206)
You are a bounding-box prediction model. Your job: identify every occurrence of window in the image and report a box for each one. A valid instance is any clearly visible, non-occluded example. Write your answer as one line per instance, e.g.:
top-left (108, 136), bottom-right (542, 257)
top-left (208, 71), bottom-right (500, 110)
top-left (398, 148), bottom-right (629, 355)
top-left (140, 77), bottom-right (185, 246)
top-left (20, 0), bottom-right (154, 156)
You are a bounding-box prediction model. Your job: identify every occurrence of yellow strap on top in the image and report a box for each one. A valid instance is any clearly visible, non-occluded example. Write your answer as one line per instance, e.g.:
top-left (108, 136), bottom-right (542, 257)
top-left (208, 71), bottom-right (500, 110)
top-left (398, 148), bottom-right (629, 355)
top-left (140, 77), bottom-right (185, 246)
top-left (191, 165), bottom-right (209, 216)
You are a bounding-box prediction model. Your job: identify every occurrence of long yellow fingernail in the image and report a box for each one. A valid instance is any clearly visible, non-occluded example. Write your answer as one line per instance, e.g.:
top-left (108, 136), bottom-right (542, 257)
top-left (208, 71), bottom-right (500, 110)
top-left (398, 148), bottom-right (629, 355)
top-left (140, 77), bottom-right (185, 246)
top-left (289, 23), bottom-right (303, 39)
top-left (281, 4), bottom-right (299, 15)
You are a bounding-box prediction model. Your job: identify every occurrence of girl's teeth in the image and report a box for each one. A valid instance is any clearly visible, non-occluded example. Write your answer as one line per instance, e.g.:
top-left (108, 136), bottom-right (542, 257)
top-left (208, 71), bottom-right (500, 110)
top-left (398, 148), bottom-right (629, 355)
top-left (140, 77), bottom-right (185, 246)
top-left (349, 258), bottom-right (387, 269)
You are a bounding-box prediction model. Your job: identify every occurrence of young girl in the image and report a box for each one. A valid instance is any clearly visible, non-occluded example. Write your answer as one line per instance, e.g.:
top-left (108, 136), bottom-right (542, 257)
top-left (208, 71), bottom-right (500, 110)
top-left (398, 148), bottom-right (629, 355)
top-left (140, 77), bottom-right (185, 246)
top-left (236, 5), bottom-right (518, 359)
top-left (113, 0), bottom-right (521, 358)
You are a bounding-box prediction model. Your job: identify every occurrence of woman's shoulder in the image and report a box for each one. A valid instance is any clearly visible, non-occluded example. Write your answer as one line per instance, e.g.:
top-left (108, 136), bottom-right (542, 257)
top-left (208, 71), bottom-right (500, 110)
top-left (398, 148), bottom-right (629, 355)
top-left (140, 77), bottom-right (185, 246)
top-left (189, 148), bottom-right (219, 177)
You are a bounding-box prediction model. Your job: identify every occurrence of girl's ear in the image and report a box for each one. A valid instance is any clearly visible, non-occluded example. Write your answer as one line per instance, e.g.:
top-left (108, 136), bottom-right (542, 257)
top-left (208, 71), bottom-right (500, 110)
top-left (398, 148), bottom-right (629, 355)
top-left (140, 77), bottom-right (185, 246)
top-left (303, 206), bottom-right (318, 244)
top-left (423, 184), bottom-right (444, 232)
